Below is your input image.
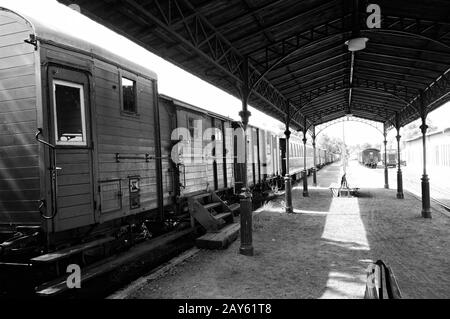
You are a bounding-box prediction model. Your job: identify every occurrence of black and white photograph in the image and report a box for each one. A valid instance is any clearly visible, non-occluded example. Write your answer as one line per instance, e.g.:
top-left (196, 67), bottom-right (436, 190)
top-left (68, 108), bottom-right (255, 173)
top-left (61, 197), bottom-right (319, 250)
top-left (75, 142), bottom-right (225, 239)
top-left (0, 0), bottom-right (449, 306)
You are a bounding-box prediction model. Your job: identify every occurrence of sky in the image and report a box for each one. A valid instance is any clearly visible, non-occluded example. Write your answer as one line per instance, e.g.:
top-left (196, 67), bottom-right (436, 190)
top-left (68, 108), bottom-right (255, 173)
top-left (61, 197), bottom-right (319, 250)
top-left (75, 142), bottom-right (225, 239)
top-left (1, 0), bottom-right (449, 147)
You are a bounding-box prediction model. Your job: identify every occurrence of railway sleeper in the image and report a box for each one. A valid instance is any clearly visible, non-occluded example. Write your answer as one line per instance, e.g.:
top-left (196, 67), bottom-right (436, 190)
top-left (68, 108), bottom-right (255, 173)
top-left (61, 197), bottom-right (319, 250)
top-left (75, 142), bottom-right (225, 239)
top-left (33, 227), bottom-right (197, 297)
top-left (0, 217), bottom-right (191, 296)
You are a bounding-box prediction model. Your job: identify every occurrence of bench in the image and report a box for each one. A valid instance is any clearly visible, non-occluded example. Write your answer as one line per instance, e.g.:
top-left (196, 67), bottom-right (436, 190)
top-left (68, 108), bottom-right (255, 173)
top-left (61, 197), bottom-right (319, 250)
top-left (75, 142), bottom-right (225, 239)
top-left (329, 183), bottom-right (359, 197)
top-left (364, 260), bottom-right (402, 299)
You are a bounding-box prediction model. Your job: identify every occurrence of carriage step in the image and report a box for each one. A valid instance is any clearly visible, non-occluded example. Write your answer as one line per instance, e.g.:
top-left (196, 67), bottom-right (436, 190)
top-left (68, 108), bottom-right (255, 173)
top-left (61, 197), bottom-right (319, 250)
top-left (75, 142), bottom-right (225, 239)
top-left (196, 222), bottom-right (240, 250)
top-left (31, 237), bottom-right (114, 264)
top-left (228, 203), bottom-right (240, 214)
top-left (203, 202), bottom-right (222, 211)
top-left (213, 212), bottom-right (232, 221)
top-left (193, 192), bottom-right (211, 200)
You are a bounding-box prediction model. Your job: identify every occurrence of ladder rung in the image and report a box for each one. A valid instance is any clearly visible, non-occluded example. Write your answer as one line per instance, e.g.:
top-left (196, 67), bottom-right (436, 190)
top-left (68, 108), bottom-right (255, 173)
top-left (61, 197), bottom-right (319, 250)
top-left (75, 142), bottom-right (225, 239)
top-left (193, 193), bottom-right (211, 200)
top-left (204, 202), bottom-right (222, 210)
top-left (213, 212), bottom-right (232, 221)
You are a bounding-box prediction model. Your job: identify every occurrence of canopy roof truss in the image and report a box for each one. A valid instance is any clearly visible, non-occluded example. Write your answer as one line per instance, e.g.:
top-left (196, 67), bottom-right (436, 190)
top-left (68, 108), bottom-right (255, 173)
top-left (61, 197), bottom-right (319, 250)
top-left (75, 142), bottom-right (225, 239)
top-left (59, 0), bottom-right (450, 131)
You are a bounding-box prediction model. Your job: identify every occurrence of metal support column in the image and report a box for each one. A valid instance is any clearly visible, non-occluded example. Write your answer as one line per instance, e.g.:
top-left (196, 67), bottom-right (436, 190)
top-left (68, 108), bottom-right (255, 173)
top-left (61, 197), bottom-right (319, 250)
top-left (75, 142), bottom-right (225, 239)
top-left (420, 98), bottom-right (432, 218)
top-left (284, 111), bottom-right (293, 214)
top-left (238, 57), bottom-right (254, 256)
top-left (395, 114), bottom-right (404, 199)
top-left (302, 122), bottom-right (309, 197)
top-left (383, 123), bottom-right (389, 189)
top-left (312, 127), bottom-right (317, 187)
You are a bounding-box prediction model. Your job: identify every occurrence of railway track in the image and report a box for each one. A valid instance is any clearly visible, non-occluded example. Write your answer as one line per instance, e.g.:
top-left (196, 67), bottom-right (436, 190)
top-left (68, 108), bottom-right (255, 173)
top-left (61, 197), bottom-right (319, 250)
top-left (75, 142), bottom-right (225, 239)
top-left (364, 164), bottom-right (450, 216)
top-left (431, 198), bottom-right (450, 213)
top-left (395, 172), bottom-right (450, 216)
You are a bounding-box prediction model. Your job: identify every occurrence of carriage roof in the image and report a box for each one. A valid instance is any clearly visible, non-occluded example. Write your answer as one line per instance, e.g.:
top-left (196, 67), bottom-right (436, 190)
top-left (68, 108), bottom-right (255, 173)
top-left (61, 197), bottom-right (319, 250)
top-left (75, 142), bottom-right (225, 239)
top-left (0, 7), bottom-right (157, 80)
top-left (361, 148), bottom-right (381, 153)
top-left (159, 94), bottom-right (234, 123)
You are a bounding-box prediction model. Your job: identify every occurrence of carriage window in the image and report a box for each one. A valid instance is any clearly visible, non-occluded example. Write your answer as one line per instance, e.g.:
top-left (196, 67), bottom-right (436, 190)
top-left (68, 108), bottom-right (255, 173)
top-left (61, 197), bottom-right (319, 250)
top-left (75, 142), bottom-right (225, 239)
top-left (122, 77), bottom-right (137, 113)
top-left (53, 80), bottom-right (86, 146)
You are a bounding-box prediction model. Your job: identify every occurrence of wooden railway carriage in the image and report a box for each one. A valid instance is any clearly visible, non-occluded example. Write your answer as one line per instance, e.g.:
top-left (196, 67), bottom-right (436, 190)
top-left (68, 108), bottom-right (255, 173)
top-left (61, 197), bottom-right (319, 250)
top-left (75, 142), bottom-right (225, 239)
top-left (0, 8), bottom-right (168, 251)
top-left (280, 134), bottom-right (315, 180)
top-left (259, 128), bottom-right (281, 180)
top-left (381, 150), bottom-right (397, 167)
top-left (158, 95), bottom-right (234, 197)
top-left (232, 123), bottom-right (281, 191)
top-left (359, 148), bottom-right (381, 168)
top-left (317, 149), bottom-right (327, 168)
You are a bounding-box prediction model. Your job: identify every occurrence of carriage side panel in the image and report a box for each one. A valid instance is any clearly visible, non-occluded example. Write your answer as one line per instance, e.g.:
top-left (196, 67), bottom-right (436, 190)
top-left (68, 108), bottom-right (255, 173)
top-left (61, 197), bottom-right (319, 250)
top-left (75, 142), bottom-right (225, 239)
top-left (212, 118), bottom-right (225, 190)
top-left (176, 108), bottom-right (208, 195)
top-left (94, 59), bottom-right (159, 222)
top-left (259, 129), bottom-right (269, 178)
top-left (158, 96), bottom-right (177, 206)
top-left (0, 11), bottom-right (40, 227)
top-left (224, 121), bottom-right (234, 189)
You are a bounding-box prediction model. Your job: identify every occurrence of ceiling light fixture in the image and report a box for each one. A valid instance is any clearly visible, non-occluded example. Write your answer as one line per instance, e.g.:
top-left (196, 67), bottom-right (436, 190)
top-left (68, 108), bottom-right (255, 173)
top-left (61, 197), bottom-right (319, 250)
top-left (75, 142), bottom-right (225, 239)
top-left (345, 37), bottom-right (369, 51)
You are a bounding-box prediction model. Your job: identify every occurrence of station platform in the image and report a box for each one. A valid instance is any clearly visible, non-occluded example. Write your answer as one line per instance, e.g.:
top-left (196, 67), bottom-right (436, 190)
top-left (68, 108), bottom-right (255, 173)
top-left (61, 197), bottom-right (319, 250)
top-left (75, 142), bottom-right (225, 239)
top-left (119, 162), bottom-right (450, 299)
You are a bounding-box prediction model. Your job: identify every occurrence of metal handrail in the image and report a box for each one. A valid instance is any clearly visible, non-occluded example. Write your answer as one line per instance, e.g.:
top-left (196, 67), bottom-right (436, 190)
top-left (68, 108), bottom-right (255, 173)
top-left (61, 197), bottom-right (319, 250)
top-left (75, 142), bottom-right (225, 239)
top-left (35, 129), bottom-right (58, 220)
top-left (35, 128), bottom-right (55, 149)
top-left (115, 153), bottom-right (171, 163)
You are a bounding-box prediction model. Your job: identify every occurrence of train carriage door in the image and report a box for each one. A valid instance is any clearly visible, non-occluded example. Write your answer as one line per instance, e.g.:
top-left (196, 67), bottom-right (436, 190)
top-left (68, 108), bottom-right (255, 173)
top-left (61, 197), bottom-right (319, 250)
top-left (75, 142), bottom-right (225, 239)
top-left (252, 127), bottom-right (257, 185)
top-left (178, 110), bottom-right (208, 195)
top-left (247, 127), bottom-right (254, 186)
top-left (274, 135), bottom-right (279, 175)
top-left (224, 121), bottom-right (234, 189)
top-left (47, 66), bottom-right (96, 232)
top-left (260, 130), bottom-right (268, 179)
top-left (256, 128), bottom-right (261, 184)
top-left (212, 119), bottom-right (225, 190)
top-left (279, 137), bottom-right (286, 176)
top-left (158, 98), bottom-right (178, 203)
top-left (208, 116), bottom-right (219, 191)
top-left (204, 116), bottom-right (215, 191)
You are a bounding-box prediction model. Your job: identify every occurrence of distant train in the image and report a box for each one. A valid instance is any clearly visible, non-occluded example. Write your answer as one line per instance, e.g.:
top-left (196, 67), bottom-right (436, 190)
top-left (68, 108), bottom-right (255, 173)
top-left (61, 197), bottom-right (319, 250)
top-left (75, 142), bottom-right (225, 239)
top-left (0, 7), bottom-right (337, 292)
top-left (381, 149), bottom-right (397, 167)
top-left (359, 148), bottom-right (380, 168)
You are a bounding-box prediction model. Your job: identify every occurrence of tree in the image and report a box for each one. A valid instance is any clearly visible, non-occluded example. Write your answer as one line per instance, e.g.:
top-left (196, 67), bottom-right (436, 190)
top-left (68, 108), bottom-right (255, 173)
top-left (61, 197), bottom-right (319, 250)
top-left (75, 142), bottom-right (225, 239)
top-left (361, 142), bottom-right (374, 150)
top-left (317, 133), bottom-right (348, 156)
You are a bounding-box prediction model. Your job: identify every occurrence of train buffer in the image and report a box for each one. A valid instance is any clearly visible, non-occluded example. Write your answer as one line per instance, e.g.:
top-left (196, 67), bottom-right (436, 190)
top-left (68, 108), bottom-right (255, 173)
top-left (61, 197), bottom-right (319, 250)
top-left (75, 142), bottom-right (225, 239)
top-left (329, 183), bottom-right (360, 197)
top-left (188, 191), bottom-right (240, 250)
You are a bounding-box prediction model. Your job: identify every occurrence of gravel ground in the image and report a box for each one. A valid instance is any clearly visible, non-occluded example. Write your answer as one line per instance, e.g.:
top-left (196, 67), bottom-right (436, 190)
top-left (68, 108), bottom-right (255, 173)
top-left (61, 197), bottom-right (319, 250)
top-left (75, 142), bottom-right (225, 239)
top-left (127, 161), bottom-right (450, 299)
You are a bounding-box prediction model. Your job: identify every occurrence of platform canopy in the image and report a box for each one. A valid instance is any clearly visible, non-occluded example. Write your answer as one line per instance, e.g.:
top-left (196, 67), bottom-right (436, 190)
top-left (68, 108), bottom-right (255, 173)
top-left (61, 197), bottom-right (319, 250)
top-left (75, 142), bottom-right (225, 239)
top-left (59, 0), bottom-right (450, 131)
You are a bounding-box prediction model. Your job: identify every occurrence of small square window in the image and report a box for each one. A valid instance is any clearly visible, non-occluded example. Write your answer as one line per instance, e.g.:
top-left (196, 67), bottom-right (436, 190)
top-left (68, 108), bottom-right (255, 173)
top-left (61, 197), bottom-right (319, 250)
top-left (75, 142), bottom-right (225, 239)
top-left (122, 77), bottom-right (137, 113)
